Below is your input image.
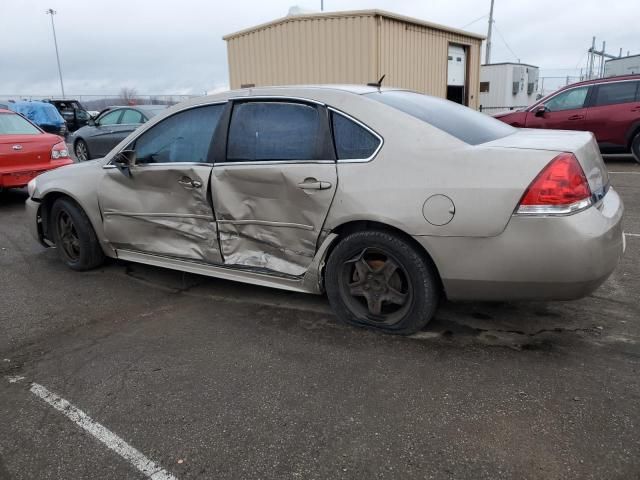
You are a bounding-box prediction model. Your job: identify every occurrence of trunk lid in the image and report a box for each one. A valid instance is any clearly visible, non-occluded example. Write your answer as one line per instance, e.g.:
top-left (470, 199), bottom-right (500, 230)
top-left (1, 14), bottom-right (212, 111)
top-left (485, 128), bottom-right (608, 197)
top-left (0, 134), bottom-right (59, 169)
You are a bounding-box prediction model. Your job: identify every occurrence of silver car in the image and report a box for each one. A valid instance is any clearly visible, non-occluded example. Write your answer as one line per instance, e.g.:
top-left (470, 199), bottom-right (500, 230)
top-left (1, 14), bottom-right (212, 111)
top-left (26, 85), bottom-right (625, 334)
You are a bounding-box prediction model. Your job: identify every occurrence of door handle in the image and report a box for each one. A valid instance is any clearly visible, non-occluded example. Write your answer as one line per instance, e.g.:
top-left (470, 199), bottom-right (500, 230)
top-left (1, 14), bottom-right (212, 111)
top-left (178, 177), bottom-right (202, 189)
top-left (568, 115), bottom-right (585, 120)
top-left (631, 107), bottom-right (640, 112)
top-left (297, 178), bottom-right (332, 190)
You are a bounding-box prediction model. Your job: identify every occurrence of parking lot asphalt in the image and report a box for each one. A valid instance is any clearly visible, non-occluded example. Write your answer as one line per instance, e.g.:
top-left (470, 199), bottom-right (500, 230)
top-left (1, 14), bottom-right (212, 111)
top-left (1, 158), bottom-right (639, 480)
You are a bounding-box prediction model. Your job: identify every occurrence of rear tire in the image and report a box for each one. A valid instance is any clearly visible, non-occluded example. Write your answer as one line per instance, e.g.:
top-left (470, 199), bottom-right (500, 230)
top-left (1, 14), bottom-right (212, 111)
top-left (50, 198), bottom-right (105, 271)
top-left (74, 139), bottom-right (90, 162)
top-left (325, 230), bottom-right (440, 335)
top-left (631, 132), bottom-right (640, 164)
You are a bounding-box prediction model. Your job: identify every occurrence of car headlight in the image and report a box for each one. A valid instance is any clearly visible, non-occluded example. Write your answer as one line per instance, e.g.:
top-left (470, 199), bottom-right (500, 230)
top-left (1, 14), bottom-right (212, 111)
top-left (27, 178), bottom-right (37, 198)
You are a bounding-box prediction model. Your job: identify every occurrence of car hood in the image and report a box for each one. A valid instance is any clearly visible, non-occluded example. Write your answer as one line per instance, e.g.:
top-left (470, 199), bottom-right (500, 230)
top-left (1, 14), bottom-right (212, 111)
top-left (485, 128), bottom-right (608, 196)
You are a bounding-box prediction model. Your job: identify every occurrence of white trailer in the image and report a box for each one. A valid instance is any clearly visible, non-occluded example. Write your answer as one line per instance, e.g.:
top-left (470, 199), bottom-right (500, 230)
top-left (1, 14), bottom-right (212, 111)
top-left (605, 55), bottom-right (640, 77)
top-left (479, 62), bottom-right (539, 113)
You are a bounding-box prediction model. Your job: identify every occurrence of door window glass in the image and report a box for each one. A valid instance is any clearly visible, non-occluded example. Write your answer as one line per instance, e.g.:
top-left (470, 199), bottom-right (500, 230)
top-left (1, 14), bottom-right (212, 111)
top-left (545, 87), bottom-right (589, 112)
top-left (331, 112), bottom-right (380, 160)
top-left (98, 110), bottom-right (122, 126)
top-left (593, 81), bottom-right (639, 107)
top-left (120, 109), bottom-right (143, 124)
top-left (227, 102), bottom-right (321, 161)
top-left (134, 104), bottom-right (224, 164)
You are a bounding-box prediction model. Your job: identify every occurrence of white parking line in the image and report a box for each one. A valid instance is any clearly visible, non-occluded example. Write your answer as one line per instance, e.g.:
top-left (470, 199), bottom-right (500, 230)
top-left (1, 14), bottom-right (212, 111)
top-left (29, 383), bottom-right (178, 480)
top-left (625, 233), bottom-right (640, 237)
top-left (609, 171), bottom-right (640, 174)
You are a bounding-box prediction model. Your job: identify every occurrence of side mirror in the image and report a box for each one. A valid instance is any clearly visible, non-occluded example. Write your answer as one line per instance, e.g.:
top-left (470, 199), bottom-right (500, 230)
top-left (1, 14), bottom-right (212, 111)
top-left (88, 118), bottom-right (96, 126)
top-left (534, 105), bottom-right (547, 117)
top-left (113, 150), bottom-right (136, 177)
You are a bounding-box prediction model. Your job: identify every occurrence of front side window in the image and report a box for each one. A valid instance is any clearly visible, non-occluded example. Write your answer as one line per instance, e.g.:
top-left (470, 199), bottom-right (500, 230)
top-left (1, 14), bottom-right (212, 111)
top-left (120, 109), bottom-right (144, 124)
top-left (134, 104), bottom-right (224, 164)
top-left (331, 112), bottom-right (380, 160)
top-left (593, 81), bottom-right (639, 107)
top-left (545, 87), bottom-right (589, 112)
top-left (366, 90), bottom-right (515, 145)
top-left (226, 102), bottom-right (322, 162)
top-left (0, 113), bottom-right (41, 135)
top-left (98, 110), bottom-right (122, 126)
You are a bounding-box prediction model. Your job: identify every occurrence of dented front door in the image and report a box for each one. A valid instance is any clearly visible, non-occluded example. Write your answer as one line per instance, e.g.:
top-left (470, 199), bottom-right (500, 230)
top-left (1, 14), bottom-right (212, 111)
top-left (99, 164), bottom-right (221, 263)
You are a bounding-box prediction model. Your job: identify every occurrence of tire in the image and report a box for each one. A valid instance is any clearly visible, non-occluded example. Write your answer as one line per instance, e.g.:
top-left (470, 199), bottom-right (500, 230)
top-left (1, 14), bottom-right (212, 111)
top-left (631, 132), bottom-right (640, 164)
top-left (325, 230), bottom-right (440, 335)
top-left (74, 139), bottom-right (90, 162)
top-left (50, 197), bottom-right (105, 271)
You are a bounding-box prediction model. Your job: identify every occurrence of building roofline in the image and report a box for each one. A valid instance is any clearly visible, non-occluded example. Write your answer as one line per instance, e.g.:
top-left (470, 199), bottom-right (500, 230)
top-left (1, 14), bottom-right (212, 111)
top-left (482, 62), bottom-right (539, 69)
top-left (223, 9), bottom-right (486, 41)
top-left (605, 53), bottom-right (640, 62)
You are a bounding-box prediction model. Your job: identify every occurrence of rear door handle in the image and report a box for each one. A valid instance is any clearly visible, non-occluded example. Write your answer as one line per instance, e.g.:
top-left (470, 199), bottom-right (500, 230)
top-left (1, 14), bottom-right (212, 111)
top-left (568, 115), bottom-right (585, 120)
top-left (297, 178), bottom-right (332, 190)
top-left (178, 177), bottom-right (202, 189)
top-left (631, 106), bottom-right (640, 112)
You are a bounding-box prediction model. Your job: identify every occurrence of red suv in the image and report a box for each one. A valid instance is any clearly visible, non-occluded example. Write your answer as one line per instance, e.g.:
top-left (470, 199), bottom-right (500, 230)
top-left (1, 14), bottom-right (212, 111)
top-left (494, 75), bottom-right (640, 163)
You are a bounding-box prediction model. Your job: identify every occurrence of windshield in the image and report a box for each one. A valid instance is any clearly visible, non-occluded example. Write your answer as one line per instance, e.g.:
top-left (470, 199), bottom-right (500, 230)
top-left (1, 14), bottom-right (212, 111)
top-left (0, 113), bottom-right (41, 135)
top-left (365, 90), bottom-right (516, 145)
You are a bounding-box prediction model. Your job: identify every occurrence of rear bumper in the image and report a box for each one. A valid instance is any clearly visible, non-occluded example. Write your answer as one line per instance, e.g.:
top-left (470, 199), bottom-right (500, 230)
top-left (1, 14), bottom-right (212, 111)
top-left (415, 187), bottom-right (625, 301)
top-left (0, 159), bottom-right (73, 188)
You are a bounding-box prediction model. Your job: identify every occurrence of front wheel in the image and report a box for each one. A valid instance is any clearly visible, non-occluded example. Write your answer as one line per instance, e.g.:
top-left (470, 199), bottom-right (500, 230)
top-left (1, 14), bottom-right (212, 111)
top-left (50, 198), bottom-right (105, 271)
top-left (325, 230), bottom-right (440, 335)
top-left (631, 132), bottom-right (640, 164)
top-left (74, 139), bottom-right (90, 162)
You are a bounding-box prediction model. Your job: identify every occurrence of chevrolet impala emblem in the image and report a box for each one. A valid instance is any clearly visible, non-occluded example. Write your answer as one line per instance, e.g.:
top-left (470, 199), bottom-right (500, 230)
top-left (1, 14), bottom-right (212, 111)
top-left (12, 144), bottom-right (23, 151)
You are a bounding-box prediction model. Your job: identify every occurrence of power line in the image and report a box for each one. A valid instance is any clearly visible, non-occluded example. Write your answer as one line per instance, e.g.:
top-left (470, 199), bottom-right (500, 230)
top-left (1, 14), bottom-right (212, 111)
top-left (493, 22), bottom-right (519, 62)
top-left (460, 14), bottom-right (488, 29)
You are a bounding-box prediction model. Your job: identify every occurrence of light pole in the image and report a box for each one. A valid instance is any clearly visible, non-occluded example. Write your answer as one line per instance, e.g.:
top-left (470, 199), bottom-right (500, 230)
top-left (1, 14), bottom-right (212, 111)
top-left (46, 8), bottom-right (65, 98)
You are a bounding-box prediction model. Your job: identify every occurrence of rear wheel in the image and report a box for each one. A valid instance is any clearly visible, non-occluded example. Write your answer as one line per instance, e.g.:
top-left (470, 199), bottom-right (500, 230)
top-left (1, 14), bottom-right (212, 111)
top-left (74, 139), bottom-right (90, 162)
top-left (631, 132), bottom-right (640, 164)
top-left (325, 230), bottom-right (440, 335)
top-left (51, 198), bottom-right (105, 271)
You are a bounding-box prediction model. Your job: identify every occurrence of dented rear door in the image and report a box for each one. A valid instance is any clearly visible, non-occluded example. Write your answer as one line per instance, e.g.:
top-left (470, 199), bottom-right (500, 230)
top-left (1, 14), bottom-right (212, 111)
top-left (211, 100), bottom-right (337, 277)
top-left (98, 104), bottom-right (225, 263)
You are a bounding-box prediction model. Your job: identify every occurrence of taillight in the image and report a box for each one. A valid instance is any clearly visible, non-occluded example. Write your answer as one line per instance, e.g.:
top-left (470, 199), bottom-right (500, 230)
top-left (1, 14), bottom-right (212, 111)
top-left (51, 141), bottom-right (69, 160)
top-left (516, 153), bottom-right (592, 215)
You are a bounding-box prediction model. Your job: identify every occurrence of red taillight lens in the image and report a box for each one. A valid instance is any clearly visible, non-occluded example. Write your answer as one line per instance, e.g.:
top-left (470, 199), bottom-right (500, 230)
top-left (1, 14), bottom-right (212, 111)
top-left (51, 141), bottom-right (69, 160)
top-left (517, 153), bottom-right (592, 215)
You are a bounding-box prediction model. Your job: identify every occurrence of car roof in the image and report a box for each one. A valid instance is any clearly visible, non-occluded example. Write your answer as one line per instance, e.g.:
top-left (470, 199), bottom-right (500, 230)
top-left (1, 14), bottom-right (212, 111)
top-left (558, 74), bottom-right (640, 90)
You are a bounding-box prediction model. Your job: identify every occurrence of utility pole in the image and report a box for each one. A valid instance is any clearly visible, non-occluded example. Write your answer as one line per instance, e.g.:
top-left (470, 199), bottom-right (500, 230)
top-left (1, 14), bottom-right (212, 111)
top-left (321, 0), bottom-right (324, 11)
top-left (485, 0), bottom-right (495, 64)
top-left (46, 8), bottom-right (65, 98)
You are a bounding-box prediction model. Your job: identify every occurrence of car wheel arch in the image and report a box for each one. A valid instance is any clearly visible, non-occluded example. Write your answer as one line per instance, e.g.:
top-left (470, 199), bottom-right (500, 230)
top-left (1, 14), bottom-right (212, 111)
top-left (323, 219), bottom-right (445, 295)
top-left (39, 192), bottom-right (95, 244)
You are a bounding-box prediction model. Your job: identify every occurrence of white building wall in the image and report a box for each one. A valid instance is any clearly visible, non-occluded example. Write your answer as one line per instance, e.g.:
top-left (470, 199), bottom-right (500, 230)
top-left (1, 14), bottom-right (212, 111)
top-left (479, 63), bottom-right (539, 112)
top-left (605, 55), bottom-right (640, 77)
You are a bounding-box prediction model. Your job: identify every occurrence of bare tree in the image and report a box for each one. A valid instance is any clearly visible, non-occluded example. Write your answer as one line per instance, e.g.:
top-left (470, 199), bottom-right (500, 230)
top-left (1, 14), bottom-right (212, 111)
top-left (119, 87), bottom-right (138, 105)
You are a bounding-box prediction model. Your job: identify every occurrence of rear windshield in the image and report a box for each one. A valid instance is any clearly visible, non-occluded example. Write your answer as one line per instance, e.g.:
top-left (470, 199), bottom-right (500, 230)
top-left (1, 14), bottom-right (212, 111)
top-left (365, 90), bottom-right (516, 145)
top-left (0, 113), bottom-right (41, 135)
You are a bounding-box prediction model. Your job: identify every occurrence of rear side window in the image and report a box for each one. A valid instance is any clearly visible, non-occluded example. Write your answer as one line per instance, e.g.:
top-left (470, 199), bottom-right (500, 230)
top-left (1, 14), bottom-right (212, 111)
top-left (593, 81), bottom-right (639, 107)
top-left (366, 91), bottom-right (515, 145)
top-left (0, 113), bottom-right (40, 135)
top-left (134, 104), bottom-right (224, 164)
top-left (331, 112), bottom-right (380, 160)
top-left (227, 102), bottom-right (322, 161)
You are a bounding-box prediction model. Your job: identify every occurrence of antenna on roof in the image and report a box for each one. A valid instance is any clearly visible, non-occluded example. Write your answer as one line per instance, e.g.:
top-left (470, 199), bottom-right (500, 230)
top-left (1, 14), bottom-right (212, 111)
top-left (367, 74), bottom-right (386, 89)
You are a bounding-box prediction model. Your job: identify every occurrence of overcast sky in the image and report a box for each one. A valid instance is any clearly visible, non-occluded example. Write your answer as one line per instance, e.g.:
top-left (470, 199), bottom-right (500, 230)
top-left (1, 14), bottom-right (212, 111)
top-left (0, 0), bottom-right (636, 96)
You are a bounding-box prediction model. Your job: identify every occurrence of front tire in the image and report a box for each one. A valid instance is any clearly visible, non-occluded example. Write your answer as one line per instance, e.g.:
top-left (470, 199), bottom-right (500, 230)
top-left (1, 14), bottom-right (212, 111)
top-left (325, 230), bottom-right (440, 335)
top-left (50, 198), bottom-right (105, 271)
top-left (631, 132), bottom-right (640, 164)
top-left (74, 139), bottom-right (90, 162)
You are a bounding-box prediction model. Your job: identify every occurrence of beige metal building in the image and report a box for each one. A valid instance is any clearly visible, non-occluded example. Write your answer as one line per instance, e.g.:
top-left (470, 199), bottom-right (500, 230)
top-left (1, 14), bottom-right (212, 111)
top-left (223, 10), bottom-right (485, 109)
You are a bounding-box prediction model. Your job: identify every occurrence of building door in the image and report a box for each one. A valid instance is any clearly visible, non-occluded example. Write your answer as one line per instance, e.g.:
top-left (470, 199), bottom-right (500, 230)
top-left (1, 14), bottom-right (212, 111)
top-left (447, 44), bottom-right (467, 105)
